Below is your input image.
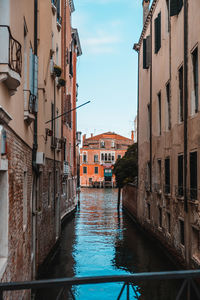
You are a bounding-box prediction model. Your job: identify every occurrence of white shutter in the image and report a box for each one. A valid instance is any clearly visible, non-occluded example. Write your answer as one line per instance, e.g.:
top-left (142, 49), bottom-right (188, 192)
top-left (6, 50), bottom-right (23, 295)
top-left (29, 48), bottom-right (34, 94)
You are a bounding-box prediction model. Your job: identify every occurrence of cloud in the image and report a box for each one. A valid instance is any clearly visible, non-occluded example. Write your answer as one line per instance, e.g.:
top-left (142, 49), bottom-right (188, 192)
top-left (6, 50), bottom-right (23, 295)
top-left (82, 33), bottom-right (121, 54)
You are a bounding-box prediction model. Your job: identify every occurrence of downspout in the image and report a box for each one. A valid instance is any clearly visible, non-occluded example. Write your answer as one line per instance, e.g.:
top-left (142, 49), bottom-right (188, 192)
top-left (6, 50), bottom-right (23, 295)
top-left (183, 0), bottom-right (188, 213)
top-left (54, 79), bottom-right (56, 213)
top-left (33, 0), bottom-right (38, 173)
top-left (137, 51), bottom-right (139, 189)
top-left (183, 0), bottom-right (189, 266)
top-left (150, 18), bottom-right (152, 192)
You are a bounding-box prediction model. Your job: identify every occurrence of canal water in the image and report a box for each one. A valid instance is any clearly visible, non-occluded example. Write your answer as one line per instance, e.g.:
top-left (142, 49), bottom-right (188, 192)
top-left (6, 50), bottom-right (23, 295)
top-left (37, 188), bottom-right (181, 299)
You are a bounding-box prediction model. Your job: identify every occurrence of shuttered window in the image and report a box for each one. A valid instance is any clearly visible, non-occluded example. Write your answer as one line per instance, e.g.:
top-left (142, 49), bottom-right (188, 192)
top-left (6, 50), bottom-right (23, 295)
top-left (143, 36), bottom-right (151, 69)
top-left (65, 94), bottom-right (72, 128)
top-left (190, 151), bottom-right (197, 200)
top-left (179, 66), bottom-right (184, 122)
top-left (154, 13), bottom-right (161, 54)
top-left (178, 155), bottom-right (183, 196)
top-left (166, 82), bottom-right (171, 130)
top-left (165, 157), bottom-right (170, 193)
top-left (69, 51), bottom-right (73, 77)
top-left (192, 48), bottom-right (198, 113)
top-left (170, 0), bottom-right (183, 17)
top-left (143, 39), bottom-right (147, 69)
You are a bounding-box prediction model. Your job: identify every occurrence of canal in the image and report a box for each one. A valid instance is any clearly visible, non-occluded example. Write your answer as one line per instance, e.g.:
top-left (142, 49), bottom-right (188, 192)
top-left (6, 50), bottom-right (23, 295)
top-left (37, 188), bottom-right (181, 299)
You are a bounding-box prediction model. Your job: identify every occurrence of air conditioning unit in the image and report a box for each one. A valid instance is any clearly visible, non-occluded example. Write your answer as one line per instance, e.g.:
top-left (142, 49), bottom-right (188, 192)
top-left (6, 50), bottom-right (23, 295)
top-left (36, 152), bottom-right (45, 165)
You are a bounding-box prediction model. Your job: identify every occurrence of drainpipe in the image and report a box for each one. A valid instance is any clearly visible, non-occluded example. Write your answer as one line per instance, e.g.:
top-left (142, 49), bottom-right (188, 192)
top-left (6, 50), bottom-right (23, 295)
top-left (54, 79), bottom-right (56, 213)
top-left (33, 0), bottom-right (38, 173)
top-left (137, 51), bottom-right (139, 189)
top-left (183, 0), bottom-right (188, 213)
top-left (150, 19), bottom-right (152, 192)
top-left (183, 0), bottom-right (189, 267)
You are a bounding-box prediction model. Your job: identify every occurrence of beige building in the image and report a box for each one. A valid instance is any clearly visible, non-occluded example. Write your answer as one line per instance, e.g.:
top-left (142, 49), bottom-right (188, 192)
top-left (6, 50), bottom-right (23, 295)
top-left (0, 0), bottom-right (82, 295)
top-left (134, 0), bottom-right (200, 268)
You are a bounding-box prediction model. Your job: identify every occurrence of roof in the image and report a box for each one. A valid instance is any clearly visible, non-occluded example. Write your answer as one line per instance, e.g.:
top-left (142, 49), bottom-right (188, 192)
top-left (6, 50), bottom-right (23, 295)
top-left (84, 132), bottom-right (133, 142)
top-left (133, 0), bottom-right (158, 51)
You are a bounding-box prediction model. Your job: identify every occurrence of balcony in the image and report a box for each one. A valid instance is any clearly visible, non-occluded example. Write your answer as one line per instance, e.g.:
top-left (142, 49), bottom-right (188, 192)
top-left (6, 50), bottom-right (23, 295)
top-left (164, 184), bottom-right (171, 195)
top-left (189, 188), bottom-right (198, 201)
top-left (0, 25), bottom-right (22, 95)
top-left (24, 90), bottom-right (37, 125)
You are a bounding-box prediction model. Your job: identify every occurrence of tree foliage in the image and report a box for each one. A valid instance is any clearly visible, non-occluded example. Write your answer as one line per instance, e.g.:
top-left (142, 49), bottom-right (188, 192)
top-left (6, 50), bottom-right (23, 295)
top-left (113, 143), bottom-right (138, 188)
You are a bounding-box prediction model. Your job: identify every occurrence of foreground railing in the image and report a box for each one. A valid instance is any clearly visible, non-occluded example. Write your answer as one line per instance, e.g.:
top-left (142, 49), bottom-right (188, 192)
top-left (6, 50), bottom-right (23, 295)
top-left (0, 270), bottom-right (200, 299)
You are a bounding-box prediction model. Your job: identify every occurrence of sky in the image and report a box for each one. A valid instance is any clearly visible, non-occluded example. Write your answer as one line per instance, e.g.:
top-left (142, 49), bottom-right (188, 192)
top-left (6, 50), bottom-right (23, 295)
top-left (72, 0), bottom-right (145, 140)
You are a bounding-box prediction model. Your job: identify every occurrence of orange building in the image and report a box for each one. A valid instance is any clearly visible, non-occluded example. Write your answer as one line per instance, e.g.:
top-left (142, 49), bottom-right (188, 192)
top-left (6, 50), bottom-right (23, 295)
top-left (80, 132), bottom-right (133, 187)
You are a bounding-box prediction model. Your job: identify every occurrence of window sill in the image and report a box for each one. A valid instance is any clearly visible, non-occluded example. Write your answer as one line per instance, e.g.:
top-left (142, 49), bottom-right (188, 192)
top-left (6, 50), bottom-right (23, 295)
top-left (56, 21), bottom-right (62, 31)
top-left (51, 3), bottom-right (57, 14)
top-left (0, 257), bottom-right (7, 279)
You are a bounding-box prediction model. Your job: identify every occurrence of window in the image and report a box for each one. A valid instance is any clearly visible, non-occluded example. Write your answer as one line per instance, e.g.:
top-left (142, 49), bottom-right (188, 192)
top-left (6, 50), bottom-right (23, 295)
top-left (100, 141), bottom-right (105, 148)
top-left (154, 12), bottom-right (161, 53)
top-left (112, 154), bottom-right (115, 161)
top-left (101, 153), bottom-right (105, 161)
top-left (192, 47), bottom-right (198, 114)
top-left (166, 82), bottom-right (171, 130)
top-left (190, 151), bottom-right (197, 200)
top-left (166, 0), bottom-right (169, 32)
top-left (48, 172), bottom-right (52, 206)
top-left (94, 167), bottom-right (98, 174)
top-left (94, 155), bottom-right (98, 162)
top-left (143, 35), bottom-right (151, 69)
top-left (170, 0), bottom-right (183, 17)
top-left (105, 153), bottom-right (108, 161)
top-left (56, 0), bottom-right (61, 23)
top-left (83, 154), bottom-right (87, 163)
top-left (165, 157), bottom-right (170, 194)
top-left (69, 50), bottom-right (73, 77)
top-left (178, 155), bottom-right (183, 197)
top-left (166, 212), bottom-right (171, 233)
top-left (147, 203), bottom-right (151, 220)
top-left (178, 66), bottom-right (184, 122)
top-left (158, 93), bottom-right (161, 135)
top-left (147, 103), bottom-right (150, 139)
top-left (0, 170), bottom-right (8, 273)
top-left (179, 219), bottom-right (184, 245)
top-left (157, 159), bottom-right (161, 185)
top-left (83, 166), bottom-right (87, 174)
top-left (192, 227), bottom-right (200, 260)
top-left (66, 94), bottom-right (72, 128)
top-left (108, 153), bottom-right (111, 161)
top-left (117, 155), bottom-right (121, 160)
top-left (158, 207), bottom-right (162, 228)
top-left (23, 171), bottom-right (27, 230)
top-left (111, 141), bottom-right (115, 148)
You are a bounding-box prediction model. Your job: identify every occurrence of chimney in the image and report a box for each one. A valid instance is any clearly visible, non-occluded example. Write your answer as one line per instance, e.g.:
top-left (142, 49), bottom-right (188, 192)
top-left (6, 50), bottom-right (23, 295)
top-left (143, 0), bottom-right (150, 25)
top-left (131, 130), bottom-right (134, 141)
top-left (91, 133), bottom-right (93, 138)
top-left (82, 134), bottom-right (86, 145)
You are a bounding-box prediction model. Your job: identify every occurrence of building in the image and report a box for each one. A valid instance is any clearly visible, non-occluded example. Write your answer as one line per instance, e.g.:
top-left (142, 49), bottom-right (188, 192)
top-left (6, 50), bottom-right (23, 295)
top-left (133, 0), bottom-right (200, 268)
top-left (80, 132), bottom-right (133, 188)
top-left (0, 0), bottom-right (81, 292)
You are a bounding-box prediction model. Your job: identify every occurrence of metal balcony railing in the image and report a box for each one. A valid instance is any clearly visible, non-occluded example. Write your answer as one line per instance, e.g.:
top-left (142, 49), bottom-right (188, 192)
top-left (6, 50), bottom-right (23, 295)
top-left (0, 25), bottom-right (22, 76)
top-left (0, 270), bottom-right (200, 299)
top-left (188, 188), bottom-right (198, 201)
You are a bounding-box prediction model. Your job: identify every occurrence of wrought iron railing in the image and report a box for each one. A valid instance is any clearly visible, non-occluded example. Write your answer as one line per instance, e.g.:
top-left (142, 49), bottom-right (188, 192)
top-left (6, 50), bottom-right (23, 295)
top-left (0, 270), bottom-right (200, 299)
top-left (0, 25), bottom-right (22, 76)
top-left (189, 188), bottom-right (198, 201)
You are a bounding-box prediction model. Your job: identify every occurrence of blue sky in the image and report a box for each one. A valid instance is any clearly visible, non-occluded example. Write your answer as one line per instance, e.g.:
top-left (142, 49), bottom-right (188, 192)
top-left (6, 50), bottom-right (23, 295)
top-left (72, 0), bottom-right (145, 139)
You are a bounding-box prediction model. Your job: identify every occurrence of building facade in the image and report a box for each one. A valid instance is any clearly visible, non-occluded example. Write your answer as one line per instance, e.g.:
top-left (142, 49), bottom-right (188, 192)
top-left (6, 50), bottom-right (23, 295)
top-left (134, 0), bottom-right (200, 268)
top-left (80, 132), bottom-right (133, 188)
top-left (0, 0), bottom-right (81, 293)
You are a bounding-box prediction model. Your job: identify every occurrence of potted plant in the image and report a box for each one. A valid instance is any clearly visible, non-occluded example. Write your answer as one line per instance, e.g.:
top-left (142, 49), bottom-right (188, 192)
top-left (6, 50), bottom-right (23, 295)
top-left (53, 64), bottom-right (62, 77)
top-left (58, 77), bottom-right (66, 87)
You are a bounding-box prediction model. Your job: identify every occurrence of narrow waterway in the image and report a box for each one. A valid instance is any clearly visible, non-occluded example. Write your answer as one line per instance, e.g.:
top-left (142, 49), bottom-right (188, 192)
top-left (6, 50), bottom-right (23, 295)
top-left (37, 188), bottom-right (181, 299)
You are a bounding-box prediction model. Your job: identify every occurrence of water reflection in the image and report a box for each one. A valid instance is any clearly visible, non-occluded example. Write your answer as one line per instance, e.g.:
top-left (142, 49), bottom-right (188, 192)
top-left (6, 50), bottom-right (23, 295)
top-left (37, 188), bottom-right (181, 299)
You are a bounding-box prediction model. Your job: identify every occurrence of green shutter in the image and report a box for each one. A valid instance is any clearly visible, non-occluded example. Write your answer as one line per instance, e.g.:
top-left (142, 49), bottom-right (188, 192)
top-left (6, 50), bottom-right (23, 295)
top-left (143, 38), bottom-right (147, 69)
top-left (170, 0), bottom-right (178, 16)
top-left (178, 0), bottom-right (183, 13)
top-left (146, 35), bottom-right (151, 67)
top-left (154, 17), bottom-right (158, 53)
top-left (158, 12), bottom-right (161, 51)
